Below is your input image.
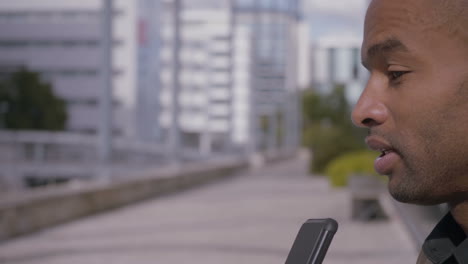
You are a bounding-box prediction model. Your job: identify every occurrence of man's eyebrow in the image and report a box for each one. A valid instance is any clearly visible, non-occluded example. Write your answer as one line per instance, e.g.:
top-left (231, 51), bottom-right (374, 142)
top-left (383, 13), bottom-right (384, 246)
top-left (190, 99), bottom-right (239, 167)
top-left (367, 38), bottom-right (409, 58)
top-left (362, 38), bottom-right (409, 68)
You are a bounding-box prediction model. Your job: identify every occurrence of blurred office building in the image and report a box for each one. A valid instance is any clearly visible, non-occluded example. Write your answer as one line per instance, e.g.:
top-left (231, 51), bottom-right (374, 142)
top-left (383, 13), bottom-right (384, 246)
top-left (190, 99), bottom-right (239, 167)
top-left (160, 0), bottom-right (304, 155)
top-left (311, 35), bottom-right (368, 104)
top-left (0, 0), bottom-right (305, 156)
top-left (233, 0), bottom-right (302, 153)
top-left (0, 0), bottom-right (159, 140)
top-left (136, 0), bottom-right (162, 142)
top-left (160, 0), bottom-right (235, 154)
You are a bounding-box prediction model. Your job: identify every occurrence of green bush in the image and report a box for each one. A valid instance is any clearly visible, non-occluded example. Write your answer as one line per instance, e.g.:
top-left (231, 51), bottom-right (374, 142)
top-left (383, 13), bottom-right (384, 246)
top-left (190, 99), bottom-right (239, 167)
top-left (325, 150), bottom-right (382, 187)
top-left (303, 124), bottom-right (364, 173)
top-left (301, 85), bottom-right (366, 174)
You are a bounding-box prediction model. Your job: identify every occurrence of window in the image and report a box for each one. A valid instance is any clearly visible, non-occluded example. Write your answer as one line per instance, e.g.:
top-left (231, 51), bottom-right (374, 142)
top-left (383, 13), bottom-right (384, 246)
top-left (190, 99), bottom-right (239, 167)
top-left (0, 40), bottom-right (100, 48)
top-left (259, 0), bottom-right (274, 9)
top-left (235, 0), bottom-right (256, 9)
top-left (0, 11), bottom-right (99, 23)
top-left (0, 40), bottom-right (29, 47)
top-left (277, 0), bottom-right (290, 12)
top-left (39, 69), bottom-right (99, 78)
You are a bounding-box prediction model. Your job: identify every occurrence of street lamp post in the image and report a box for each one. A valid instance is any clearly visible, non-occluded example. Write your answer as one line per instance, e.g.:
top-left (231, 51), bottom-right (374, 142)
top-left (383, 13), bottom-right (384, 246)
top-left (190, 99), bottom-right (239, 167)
top-left (99, 0), bottom-right (113, 166)
top-left (169, 0), bottom-right (182, 163)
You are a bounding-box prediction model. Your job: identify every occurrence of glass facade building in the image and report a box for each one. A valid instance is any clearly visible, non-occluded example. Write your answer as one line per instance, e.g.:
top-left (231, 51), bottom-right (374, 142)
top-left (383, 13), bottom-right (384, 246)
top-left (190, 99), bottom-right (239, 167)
top-left (233, 0), bottom-right (302, 152)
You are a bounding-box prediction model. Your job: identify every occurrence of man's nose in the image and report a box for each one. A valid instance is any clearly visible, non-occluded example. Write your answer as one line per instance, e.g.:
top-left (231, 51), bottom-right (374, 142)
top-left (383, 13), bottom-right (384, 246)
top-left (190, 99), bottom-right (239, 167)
top-left (351, 79), bottom-right (388, 128)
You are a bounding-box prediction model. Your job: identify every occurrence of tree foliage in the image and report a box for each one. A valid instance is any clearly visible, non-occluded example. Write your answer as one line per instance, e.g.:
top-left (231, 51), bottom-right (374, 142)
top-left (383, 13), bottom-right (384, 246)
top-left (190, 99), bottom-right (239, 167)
top-left (302, 84), bottom-right (366, 174)
top-left (0, 68), bottom-right (67, 130)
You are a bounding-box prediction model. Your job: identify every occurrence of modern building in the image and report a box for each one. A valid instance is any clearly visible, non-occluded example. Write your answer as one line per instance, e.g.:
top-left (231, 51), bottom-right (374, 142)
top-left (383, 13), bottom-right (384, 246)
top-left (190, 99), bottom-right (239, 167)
top-left (233, 0), bottom-right (302, 152)
top-left (158, 0), bottom-right (303, 155)
top-left (136, 0), bottom-right (161, 142)
top-left (160, 0), bottom-right (235, 154)
top-left (311, 35), bottom-right (368, 104)
top-left (297, 21), bottom-right (312, 90)
top-left (0, 0), bottom-right (153, 139)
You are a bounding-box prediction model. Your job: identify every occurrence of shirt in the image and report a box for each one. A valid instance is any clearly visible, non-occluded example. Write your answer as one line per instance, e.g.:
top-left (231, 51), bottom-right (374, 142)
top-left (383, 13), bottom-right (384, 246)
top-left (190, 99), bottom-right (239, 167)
top-left (417, 213), bottom-right (468, 264)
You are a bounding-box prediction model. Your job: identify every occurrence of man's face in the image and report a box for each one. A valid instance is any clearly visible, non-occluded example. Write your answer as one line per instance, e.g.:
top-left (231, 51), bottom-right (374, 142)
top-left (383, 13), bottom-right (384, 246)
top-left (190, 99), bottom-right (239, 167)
top-left (353, 0), bottom-right (468, 205)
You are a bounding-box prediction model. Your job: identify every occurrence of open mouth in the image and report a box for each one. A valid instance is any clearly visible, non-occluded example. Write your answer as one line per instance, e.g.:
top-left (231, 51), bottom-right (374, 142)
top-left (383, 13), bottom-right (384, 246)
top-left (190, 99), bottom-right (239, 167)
top-left (365, 137), bottom-right (401, 175)
top-left (379, 149), bottom-right (394, 158)
top-left (375, 148), bottom-right (400, 175)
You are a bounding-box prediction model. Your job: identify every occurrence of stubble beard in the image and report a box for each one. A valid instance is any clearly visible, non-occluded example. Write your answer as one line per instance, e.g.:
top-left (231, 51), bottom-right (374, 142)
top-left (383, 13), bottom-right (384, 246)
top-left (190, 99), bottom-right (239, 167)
top-left (386, 140), bottom-right (454, 205)
top-left (382, 135), bottom-right (438, 204)
top-left (387, 160), bottom-right (435, 204)
top-left (369, 128), bottom-right (453, 205)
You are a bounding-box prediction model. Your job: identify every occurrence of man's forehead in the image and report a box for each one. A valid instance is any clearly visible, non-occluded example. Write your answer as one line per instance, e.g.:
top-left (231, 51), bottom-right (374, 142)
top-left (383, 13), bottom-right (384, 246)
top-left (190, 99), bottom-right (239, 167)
top-left (365, 0), bottom-right (429, 34)
top-left (365, 0), bottom-right (468, 41)
top-left (362, 0), bottom-right (445, 60)
top-left (361, 0), bottom-right (468, 68)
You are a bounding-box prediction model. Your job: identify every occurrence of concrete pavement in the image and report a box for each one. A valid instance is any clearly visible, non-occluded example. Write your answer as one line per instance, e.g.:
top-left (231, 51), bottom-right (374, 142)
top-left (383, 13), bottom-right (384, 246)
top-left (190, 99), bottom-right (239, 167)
top-left (0, 154), bottom-right (417, 264)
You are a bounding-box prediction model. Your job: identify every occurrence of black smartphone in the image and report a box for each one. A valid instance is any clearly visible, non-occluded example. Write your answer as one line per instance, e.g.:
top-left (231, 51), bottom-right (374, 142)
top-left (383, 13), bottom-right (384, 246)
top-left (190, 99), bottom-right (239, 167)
top-left (285, 218), bottom-right (338, 264)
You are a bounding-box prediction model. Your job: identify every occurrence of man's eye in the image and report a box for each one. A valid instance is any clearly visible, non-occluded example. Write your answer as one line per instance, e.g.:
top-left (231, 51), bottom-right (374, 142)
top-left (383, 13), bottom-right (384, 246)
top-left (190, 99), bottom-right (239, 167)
top-left (389, 71), bottom-right (407, 80)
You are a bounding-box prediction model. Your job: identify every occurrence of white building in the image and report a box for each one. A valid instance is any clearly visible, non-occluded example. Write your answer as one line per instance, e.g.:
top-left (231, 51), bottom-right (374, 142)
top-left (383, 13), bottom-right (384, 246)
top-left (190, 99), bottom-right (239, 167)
top-left (160, 0), bottom-right (235, 154)
top-left (157, 0), bottom-right (303, 155)
top-left (0, 0), bottom-right (141, 137)
top-left (311, 35), bottom-right (368, 104)
top-left (297, 21), bottom-right (312, 90)
top-left (232, 25), bottom-right (253, 148)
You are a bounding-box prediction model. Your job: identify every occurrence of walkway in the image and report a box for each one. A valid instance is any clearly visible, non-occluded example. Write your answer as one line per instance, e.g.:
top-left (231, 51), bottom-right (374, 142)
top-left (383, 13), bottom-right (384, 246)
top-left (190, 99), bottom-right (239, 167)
top-left (0, 154), bottom-right (417, 264)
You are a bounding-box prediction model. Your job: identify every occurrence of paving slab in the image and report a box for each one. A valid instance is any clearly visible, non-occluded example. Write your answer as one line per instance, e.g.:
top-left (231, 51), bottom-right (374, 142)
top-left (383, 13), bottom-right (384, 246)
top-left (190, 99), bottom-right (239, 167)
top-left (0, 155), bottom-right (417, 264)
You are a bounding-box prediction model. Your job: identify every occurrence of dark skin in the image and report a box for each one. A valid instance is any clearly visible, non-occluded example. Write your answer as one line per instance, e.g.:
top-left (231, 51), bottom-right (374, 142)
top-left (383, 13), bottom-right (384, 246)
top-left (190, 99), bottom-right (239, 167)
top-left (353, 0), bottom-right (468, 234)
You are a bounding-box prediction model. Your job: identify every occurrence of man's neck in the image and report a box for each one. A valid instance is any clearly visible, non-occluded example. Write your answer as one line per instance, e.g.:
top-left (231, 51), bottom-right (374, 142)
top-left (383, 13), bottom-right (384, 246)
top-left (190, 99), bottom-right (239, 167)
top-left (449, 202), bottom-right (468, 235)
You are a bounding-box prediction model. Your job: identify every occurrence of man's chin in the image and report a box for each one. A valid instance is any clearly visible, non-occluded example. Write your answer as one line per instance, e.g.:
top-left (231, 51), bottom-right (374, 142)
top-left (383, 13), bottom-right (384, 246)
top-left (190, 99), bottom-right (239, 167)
top-left (390, 192), bottom-right (424, 204)
top-left (389, 190), bottom-right (418, 204)
top-left (387, 177), bottom-right (422, 204)
top-left (388, 186), bottom-right (442, 205)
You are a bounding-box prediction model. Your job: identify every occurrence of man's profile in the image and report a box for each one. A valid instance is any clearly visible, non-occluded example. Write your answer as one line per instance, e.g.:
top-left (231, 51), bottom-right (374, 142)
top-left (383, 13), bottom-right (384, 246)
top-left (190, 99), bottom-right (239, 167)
top-left (353, 0), bottom-right (468, 263)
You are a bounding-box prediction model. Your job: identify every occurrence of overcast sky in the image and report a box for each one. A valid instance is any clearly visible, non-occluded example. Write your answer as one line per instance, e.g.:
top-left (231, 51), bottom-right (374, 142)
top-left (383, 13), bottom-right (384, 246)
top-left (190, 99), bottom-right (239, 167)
top-left (305, 0), bottom-right (369, 40)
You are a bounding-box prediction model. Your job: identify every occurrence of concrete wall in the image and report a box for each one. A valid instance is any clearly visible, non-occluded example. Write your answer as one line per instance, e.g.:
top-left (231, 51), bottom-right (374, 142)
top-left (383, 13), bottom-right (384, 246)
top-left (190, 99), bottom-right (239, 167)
top-left (0, 158), bottom-right (247, 242)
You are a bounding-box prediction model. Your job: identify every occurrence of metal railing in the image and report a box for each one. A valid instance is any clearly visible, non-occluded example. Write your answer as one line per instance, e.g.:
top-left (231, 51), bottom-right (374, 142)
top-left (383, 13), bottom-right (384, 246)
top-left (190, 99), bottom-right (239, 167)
top-left (0, 131), bottom-right (168, 191)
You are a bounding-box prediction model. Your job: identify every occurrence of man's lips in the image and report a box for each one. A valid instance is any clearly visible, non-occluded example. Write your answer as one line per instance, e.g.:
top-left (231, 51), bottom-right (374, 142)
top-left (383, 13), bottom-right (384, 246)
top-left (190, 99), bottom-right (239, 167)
top-left (365, 136), bottom-right (401, 175)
